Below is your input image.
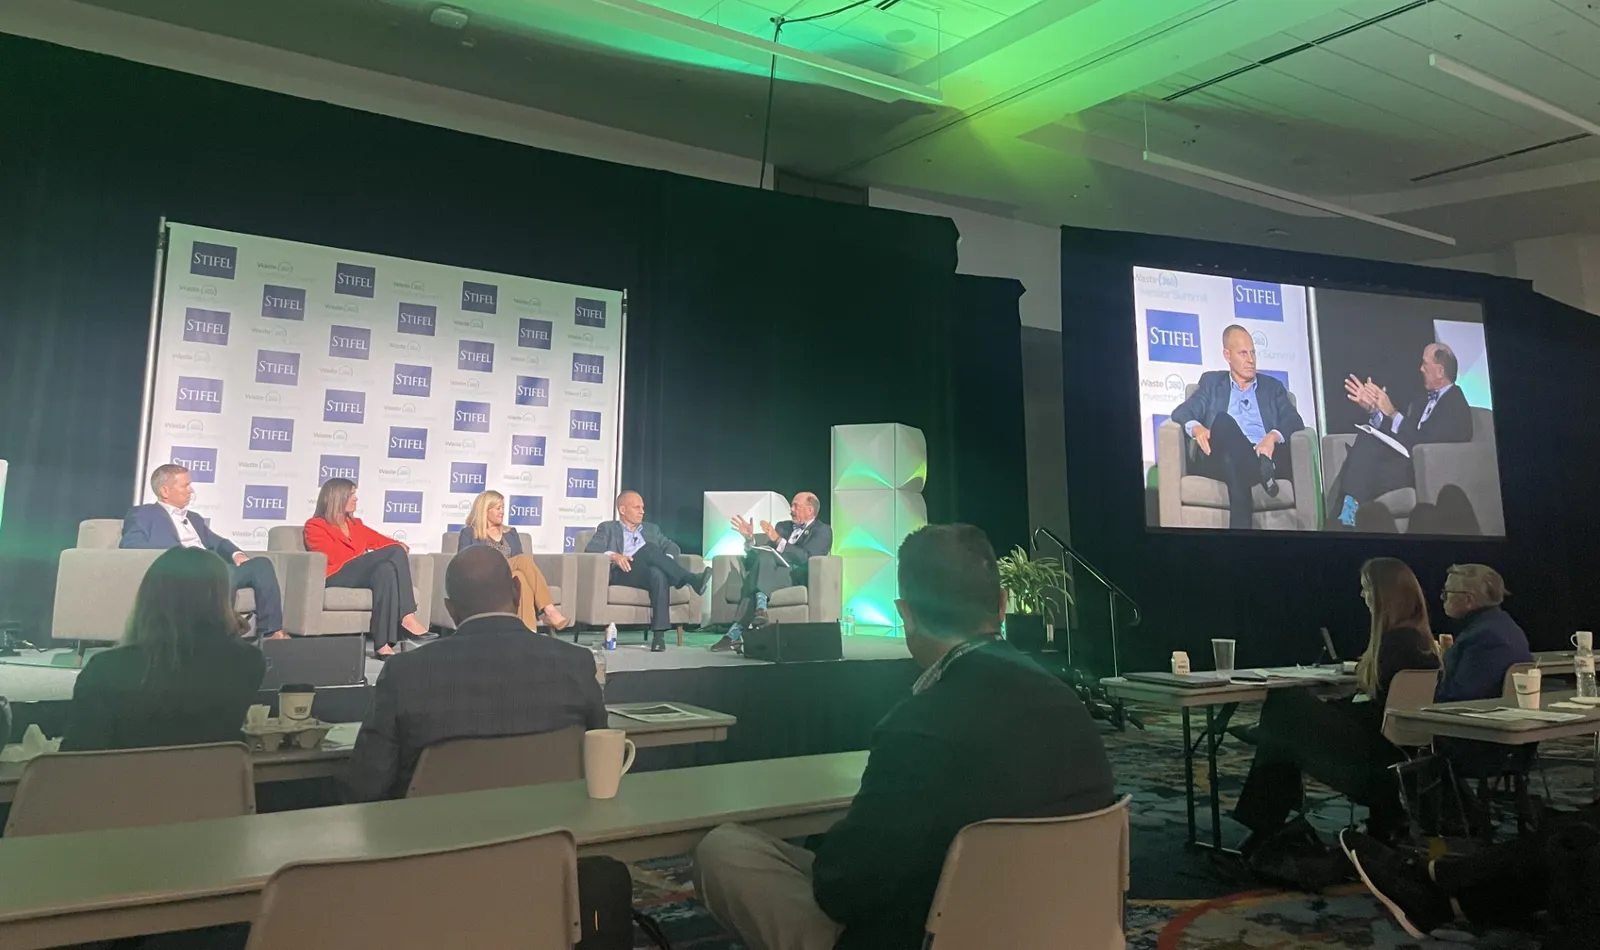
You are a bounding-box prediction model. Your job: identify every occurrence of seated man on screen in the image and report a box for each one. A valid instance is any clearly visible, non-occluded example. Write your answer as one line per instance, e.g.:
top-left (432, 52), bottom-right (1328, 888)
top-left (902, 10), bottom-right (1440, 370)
top-left (1332, 342), bottom-right (1473, 527)
top-left (120, 463), bottom-right (284, 638)
top-left (341, 545), bottom-right (608, 801)
top-left (1170, 325), bottom-right (1304, 529)
top-left (585, 490), bottom-right (711, 653)
top-left (710, 492), bottom-right (833, 653)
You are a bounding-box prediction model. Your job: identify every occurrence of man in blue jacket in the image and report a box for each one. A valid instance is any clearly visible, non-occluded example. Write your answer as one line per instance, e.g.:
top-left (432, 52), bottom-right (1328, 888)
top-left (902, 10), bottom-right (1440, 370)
top-left (1436, 563), bottom-right (1530, 704)
top-left (1170, 325), bottom-right (1304, 528)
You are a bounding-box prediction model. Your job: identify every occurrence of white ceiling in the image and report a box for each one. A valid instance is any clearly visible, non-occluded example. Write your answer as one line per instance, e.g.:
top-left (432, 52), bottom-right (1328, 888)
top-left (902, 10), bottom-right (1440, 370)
top-left (57, 0), bottom-right (1600, 260)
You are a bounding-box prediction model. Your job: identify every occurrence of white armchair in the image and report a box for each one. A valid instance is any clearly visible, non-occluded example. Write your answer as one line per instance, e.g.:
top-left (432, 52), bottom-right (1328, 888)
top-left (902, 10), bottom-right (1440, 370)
top-left (709, 554), bottom-right (844, 626)
top-left (266, 526), bottom-right (431, 636)
top-left (568, 529), bottom-right (703, 644)
top-left (1156, 387), bottom-right (1318, 530)
top-left (429, 531), bottom-right (574, 631)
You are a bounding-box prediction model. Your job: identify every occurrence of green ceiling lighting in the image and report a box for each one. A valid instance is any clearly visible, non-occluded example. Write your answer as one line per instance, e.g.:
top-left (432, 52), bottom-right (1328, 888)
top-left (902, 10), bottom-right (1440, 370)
top-left (831, 423), bottom-right (928, 637)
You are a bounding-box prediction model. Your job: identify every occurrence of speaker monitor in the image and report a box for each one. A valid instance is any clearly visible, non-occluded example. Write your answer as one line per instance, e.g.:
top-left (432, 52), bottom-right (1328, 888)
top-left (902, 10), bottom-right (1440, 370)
top-left (259, 635), bottom-right (367, 689)
top-left (741, 622), bottom-right (843, 663)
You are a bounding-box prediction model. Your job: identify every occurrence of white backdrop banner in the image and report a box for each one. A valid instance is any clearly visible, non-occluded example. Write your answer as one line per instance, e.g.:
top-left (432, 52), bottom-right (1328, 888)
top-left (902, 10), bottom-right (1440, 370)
top-left (1132, 267), bottom-right (1315, 478)
top-left (140, 223), bottom-right (625, 554)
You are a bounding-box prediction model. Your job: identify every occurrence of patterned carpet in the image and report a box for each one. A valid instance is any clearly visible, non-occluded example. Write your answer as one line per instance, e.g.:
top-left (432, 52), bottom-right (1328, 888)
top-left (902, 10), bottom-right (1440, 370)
top-left (624, 703), bottom-right (1590, 948)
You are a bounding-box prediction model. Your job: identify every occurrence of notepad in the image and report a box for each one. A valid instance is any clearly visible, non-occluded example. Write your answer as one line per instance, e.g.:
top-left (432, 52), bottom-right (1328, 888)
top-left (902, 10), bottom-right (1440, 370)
top-left (1355, 424), bottom-right (1410, 458)
top-left (1458, 707), bottom-right (1587, 723)
top-left (608, 703), bottom-right (710, 723)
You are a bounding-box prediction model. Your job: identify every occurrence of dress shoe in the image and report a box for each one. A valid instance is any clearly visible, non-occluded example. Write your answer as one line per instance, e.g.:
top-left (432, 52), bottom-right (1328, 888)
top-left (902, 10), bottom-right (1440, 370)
top-left (1227, 723), bottom-right (1261, 746)
top-left (710, 634), bottom-right (739, 652)
top-left (750, 608), bottom-right (770, 629)
top-left (689, 567), bottom-right (712, 596)
top-left (650, 631), bottom-right (667, 652)
top-left (1258, 454), bottom-right (1279, 497)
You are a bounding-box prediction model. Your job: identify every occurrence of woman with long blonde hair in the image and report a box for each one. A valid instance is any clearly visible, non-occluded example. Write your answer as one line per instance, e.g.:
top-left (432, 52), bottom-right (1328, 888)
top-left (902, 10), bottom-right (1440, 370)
top-left (459, 490), bottom-right (569, 630)
top-left (1232, 557), bottom-right (1440, 844)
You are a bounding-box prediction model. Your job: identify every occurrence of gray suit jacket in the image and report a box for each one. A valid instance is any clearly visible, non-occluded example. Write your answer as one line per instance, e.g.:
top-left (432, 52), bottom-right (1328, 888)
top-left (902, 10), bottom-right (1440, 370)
top-left (584, 520), bottom-right (681, 558)
top-left (342, 614), bottom-right (608, 801)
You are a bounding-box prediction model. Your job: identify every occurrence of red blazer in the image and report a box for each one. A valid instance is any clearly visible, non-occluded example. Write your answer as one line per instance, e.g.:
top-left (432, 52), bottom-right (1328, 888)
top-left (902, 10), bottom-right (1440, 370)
top-left (303, 517), bottom-right (402, 577)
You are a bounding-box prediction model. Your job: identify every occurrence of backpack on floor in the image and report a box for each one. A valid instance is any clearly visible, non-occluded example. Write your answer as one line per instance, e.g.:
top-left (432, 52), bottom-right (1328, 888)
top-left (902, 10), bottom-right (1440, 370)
top-left (576, 855), bottom-right (672, 950)
top-left (1245, 816), bottom-right (1355, 893)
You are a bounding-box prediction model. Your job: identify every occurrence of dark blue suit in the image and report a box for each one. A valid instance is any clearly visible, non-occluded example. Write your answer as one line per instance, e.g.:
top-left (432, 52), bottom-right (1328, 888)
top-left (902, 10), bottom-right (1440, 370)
top-left (120, 504), bottom-right (283, 635)
top-left (1437, 605), bottom-right (1531, 704)
top-left (1171, 370), bottom-right (1304, 528)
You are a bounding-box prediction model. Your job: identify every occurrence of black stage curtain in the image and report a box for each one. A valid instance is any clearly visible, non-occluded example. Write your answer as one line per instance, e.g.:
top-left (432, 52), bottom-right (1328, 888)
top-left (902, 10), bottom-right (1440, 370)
top-left (0, 34), bottom-right (1026, 637)
top-left (1060, 225), bottom-right (1600, 674)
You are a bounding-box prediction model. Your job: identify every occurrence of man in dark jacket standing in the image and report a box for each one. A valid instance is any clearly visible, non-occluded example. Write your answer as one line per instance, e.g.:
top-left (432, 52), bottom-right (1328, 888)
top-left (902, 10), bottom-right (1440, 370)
top-left (693, 524), bottom-right (1115, 950)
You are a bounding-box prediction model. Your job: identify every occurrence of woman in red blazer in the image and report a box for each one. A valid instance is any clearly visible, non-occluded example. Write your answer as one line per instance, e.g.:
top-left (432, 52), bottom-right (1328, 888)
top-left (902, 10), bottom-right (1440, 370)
top-left (304, 478), bottom-right (429, 657)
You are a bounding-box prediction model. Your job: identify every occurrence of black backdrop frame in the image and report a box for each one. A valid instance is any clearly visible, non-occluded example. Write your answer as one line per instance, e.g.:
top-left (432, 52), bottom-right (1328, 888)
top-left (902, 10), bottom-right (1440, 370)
top-left (1061, 225), bottom-right (1600, 675)
top-left (0, 34), bottom-right (1027, 639)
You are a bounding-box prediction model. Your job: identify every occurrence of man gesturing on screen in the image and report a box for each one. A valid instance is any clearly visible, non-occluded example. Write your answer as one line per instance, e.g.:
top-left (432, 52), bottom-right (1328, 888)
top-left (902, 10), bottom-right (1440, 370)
top-left (1171, 325), bottom-right (1304, 529)
top-left (1331, 343), bottom-right (1473, 527)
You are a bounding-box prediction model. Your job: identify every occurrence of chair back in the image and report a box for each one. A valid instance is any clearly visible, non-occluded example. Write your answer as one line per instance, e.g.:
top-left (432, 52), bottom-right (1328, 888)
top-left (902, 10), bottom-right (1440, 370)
top-left (77, 519), bottom-right (124, 550)
top-left (1502, 661), bottom-right (1535, 701)
top-left (4, 742), bottom-right (255, 837)
top-left (572, 530), bottom-right (596, 554)
top-left (267, 525), bottom-right (307, 552)
top-left (1382, 668), bottom-right (1442, 748)
top-left (925, 795), bottom-right (1131, 950)
top-left (405, 726), bottom-right (585, 798)
top-left (245, 829), bottom-right (581, 950)
top-left (442, 530), bottom-right (535, 556)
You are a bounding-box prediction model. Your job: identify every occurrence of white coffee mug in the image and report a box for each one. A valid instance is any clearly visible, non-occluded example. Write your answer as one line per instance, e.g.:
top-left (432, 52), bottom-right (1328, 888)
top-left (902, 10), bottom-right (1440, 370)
top-left (1573, 631), bottom-right (1593, 651)
top-left (584, 729), bottom-right (637, 800)
top-left (1513, 668), bottom-right (1542, 709)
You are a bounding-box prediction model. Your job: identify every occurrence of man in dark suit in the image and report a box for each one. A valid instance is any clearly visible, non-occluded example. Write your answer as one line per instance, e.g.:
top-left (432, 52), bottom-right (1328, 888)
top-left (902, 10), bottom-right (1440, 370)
top-left (584, 490), bottom-right (710, 652)
top-left (120, 463), bottom-right (283, 637)
top-left (1170, 325), bottom-right (1305, 529)
top-left (1332, 342), bottom-right (1474, 527)
top-left (693, 524), bottom-right (1115, 950)
top-left (342, 545), bottom-right (609, 801)
top-left (711, 491), bottom-right (833, 653)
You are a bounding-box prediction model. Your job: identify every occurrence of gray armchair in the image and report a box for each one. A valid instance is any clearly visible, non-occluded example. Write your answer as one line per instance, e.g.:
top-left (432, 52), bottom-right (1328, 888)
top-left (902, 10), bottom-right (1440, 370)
top-left (52, 519), bottom-right (322, 642)
top-left (266, 526), bottom-right (432, 636)
top-left (569, 529), bottom-right (703, 643)
top-left (1322, 407), bottom-right (1503, 534)
top-left (1156, 387), bottom-right (1317, 530)
top-left (709, 553), bottom-right (844, 626)
top-left (429, 531), bottom-right (574, 631)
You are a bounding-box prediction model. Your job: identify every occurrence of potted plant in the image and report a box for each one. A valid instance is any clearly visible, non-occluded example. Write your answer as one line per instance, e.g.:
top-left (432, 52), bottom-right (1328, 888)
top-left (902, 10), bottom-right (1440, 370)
top-left (996, 546), bottom-right (1071, 652)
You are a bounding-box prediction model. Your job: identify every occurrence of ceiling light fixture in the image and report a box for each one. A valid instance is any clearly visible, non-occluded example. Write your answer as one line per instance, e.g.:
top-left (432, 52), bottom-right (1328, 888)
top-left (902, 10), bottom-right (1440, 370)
top-left (1430, 54), bottom-right (1600, 138)
top-left (1142, 151), bottom-right (1456, 246)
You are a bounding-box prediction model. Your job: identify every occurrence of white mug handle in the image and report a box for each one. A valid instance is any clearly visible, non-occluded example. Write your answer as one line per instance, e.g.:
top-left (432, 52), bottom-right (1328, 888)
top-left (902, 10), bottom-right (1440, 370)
top-left (619, 739), bottom-right (637, 777)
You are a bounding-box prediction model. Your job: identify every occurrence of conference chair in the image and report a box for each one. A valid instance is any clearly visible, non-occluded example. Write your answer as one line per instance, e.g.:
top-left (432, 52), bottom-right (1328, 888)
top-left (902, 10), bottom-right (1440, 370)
top-left (266, 526), bottom-right (432, 635)
top-left (569, 529), bottom-right (704, 643)
top-left (1156, 388), bottom-right (1317, 530)
top-left (53, 519), bottom-right (323, 641)
top-left (4, 742), bottom-right (255, 837)
top-left (405, 726), bottom-right (585, 798)
top-left (428, 531), bottom-right (574, 632)
top-left (245, 829), bottom-right (581, 950)
top-left (924, 795), bottom-right (1131, 950)
top-left (1321, 407), bottom-right (1502, 534)
top-left (708, 551), bottom-right (844, 627)
top-left (1382, 668), bottom-right (1443, 750)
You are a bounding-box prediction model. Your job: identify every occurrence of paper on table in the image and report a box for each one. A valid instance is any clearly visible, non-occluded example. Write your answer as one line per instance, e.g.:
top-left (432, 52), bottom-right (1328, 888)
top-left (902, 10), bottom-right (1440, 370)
top-left (609, 703), bottom-right (710, 723)
top-left (1549, 701), bottom-right (1591, 711)
top-left (1355, 424), bottom-right (1410, 458)
top-left (1459, 707), bottom-right (1587, 723)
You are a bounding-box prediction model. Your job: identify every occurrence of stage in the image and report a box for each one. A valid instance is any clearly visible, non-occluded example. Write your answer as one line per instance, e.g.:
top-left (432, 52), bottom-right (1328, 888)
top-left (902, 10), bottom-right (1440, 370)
top-left (1, 632), bottom-right (921, 771)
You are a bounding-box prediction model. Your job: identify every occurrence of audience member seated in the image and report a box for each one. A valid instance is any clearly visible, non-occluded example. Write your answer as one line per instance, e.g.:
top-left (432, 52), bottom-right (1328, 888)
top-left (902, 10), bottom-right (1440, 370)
top-left (62, 547), bottom-right (266, 751)
top-left (459, 489), bottom-right (568, 631)
top-left (1233, 558), bottom-right (1440, 844)
top-left (122, 463), bottom-right (285, 638)
top-left (341, 545), bottom-right (608, 802)
top-left (303, 477), bottom-right (429, 658)
top-left (1340, 819), bottom-right (1599, 948)
top-left (1436, 563), bottom-right (1530, 703)
top-left (693, 523), bottom-right (1115, 950)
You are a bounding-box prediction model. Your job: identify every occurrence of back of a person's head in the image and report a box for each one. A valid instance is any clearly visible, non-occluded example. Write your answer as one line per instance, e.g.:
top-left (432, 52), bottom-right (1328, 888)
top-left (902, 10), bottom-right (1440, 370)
top-left (445, 545), bottom-right (517, 622)
top-left (1449, 563), bottom-right (1507, 606)
top-left (897, 524), bottom-right (1001, 640)
top-left (125, 547), bottom-right (237, 681)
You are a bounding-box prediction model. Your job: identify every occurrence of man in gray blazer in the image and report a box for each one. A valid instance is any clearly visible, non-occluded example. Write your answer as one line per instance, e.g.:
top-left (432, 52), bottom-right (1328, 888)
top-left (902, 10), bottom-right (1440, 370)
top-left (585, 490), bottom-right (710, 651)
top-left (341, 546), bottom-right (608, 801)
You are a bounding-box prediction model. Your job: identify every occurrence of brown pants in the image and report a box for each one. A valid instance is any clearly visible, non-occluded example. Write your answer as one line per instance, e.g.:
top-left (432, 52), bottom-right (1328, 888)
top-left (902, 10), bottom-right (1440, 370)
top-left (507, 554), bottom-right (554, 629)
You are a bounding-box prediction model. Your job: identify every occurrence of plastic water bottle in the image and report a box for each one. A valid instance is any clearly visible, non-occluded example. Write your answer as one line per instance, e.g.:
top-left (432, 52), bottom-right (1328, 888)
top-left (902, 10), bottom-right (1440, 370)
top-left (591, 647), bottom-right (607, 693)
top-left (1576, 631), bottom-right (1597, 700)
top-left (604, 622), bottom-right (618, 651)
top-left (842, 609), bottom-right (855, 637)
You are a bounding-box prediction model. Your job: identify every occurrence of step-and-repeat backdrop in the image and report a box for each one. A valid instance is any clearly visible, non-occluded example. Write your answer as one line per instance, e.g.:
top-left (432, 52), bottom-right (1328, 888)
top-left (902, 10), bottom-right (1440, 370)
top-left (140, 223), bottom-right (624, 554)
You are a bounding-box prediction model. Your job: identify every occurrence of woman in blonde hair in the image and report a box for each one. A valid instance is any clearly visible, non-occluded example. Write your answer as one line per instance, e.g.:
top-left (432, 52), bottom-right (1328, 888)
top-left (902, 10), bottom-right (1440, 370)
top-left (459, 490), bottom-right (569, 630)
top-left (1232, 557), bottom-right (1440, 844)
